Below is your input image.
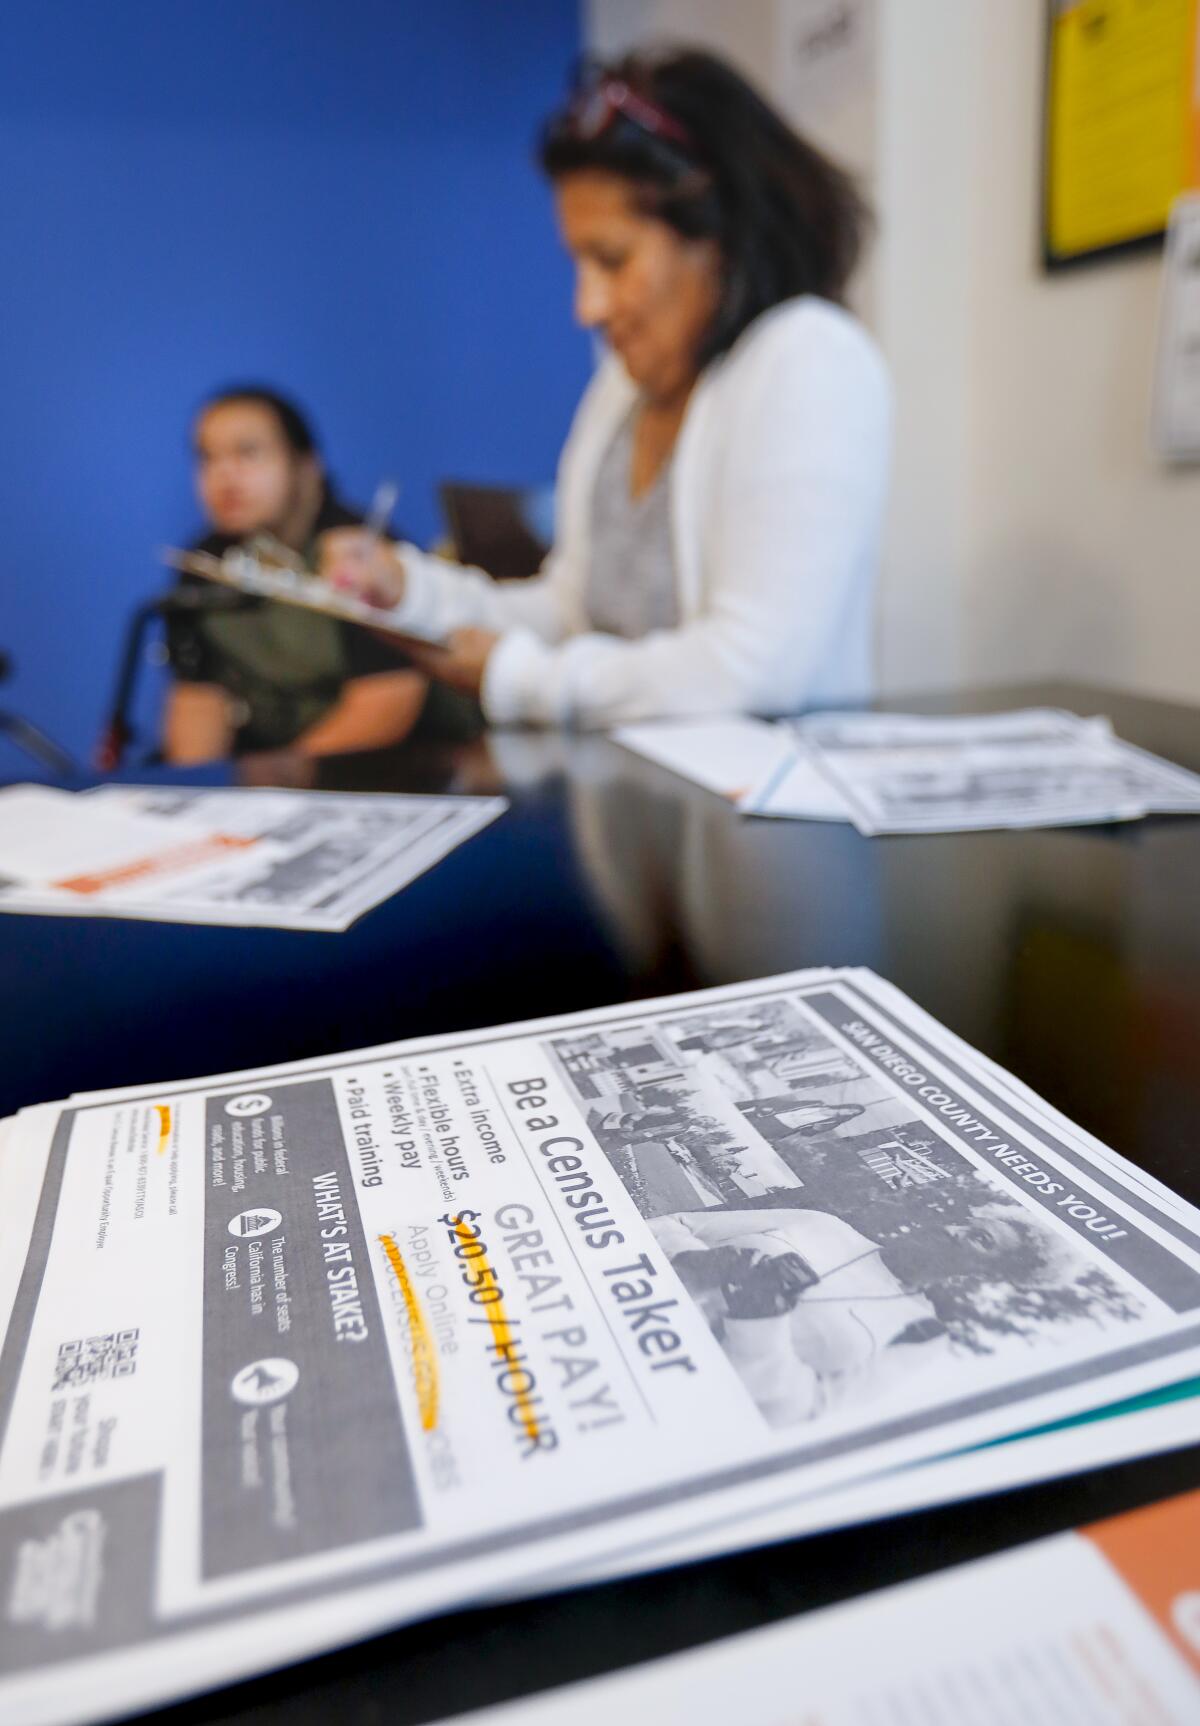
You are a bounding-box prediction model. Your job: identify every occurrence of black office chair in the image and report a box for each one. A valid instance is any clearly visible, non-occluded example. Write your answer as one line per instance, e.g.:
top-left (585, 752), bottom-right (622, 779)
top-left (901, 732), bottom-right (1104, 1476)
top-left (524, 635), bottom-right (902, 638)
top-left (0, 651), bottom-right (79, 777)
top-left (94, 586), bottom-right (255, 770)
top-left (438, 482), bottom-right (550, 579)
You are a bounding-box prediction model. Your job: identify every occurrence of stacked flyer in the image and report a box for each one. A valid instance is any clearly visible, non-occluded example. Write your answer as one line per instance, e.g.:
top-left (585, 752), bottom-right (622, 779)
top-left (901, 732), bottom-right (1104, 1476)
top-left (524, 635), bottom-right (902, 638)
top-left (615, 707), bottom-right (1200, 832)
top-left (0, 784), bottom-right (506, 931)
top-left (1, 967), bottom-right (1198, 1723)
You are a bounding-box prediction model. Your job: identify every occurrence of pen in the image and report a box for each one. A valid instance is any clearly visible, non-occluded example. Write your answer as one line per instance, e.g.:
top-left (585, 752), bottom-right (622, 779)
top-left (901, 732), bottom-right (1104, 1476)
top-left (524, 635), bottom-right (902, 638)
top-left (361, 479), bottom-right (399, 562)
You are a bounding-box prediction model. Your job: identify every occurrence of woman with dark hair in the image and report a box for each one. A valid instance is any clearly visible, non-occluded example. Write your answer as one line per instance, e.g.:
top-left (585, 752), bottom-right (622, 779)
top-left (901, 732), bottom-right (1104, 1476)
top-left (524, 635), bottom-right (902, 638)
top-left (329, 49), bottom-right (891, 729)
top-left (163, 386), bottom-right (430, 761)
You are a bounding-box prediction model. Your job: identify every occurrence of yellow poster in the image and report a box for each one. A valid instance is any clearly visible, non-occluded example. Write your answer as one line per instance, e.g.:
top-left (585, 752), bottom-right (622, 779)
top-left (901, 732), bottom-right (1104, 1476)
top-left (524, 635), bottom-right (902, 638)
top-left (1045, 0), bottom-right (1200, 264)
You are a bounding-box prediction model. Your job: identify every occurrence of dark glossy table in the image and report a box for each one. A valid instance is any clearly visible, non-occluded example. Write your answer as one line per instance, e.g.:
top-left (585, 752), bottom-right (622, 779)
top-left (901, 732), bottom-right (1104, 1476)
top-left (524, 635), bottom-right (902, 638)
top-left (3, 680), bottom-right (1200, 1724)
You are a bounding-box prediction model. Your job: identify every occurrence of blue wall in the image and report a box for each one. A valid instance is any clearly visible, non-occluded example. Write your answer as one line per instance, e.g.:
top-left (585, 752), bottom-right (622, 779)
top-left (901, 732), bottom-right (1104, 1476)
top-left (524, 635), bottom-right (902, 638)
top-left (0, 2), bottom-right (588, 762)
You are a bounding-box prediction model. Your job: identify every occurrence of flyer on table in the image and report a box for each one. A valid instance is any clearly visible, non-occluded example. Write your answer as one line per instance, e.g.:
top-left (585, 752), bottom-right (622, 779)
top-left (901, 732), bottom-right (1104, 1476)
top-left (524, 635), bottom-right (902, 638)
top-left (438, 1488), bottom-right (1200, 1726)
top-left (3, 968), bottom-right (1200, 1724)
top-left (0, 785), bottom-right (506, 932)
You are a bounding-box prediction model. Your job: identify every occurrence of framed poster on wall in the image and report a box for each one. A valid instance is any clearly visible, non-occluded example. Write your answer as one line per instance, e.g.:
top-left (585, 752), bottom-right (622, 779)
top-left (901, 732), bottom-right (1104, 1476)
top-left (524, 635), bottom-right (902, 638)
top-left (1043, 0), bottom-right (1200, 269)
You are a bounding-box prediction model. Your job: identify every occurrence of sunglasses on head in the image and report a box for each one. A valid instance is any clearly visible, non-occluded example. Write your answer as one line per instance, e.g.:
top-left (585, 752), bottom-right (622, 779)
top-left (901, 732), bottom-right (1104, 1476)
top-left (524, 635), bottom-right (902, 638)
top-left (565, 75), bottom-right (696, 155)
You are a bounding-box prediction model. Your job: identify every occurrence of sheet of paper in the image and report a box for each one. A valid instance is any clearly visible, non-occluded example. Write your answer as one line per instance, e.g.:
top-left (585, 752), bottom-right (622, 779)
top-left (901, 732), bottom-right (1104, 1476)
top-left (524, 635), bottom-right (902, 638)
top-left (762, 709), bottom-right (1200, 835)
top-left (437, 1487), bottom-right (1200, 1725)
top-left (737, 747), bottom-right (851, 820)
top-left (611, 719), bottom-right (798, 801)
top-left (0, 787), bottom-right (506, 932)
top-left (0, 786), bottom-right (217, 886)
top-left (797, 708), bottom-right (1113, 749)
top-left (4, 968), bottom-right (1200, 1723)
top-left (822, 740), bottom-right (1200, 836)
top-left (738, 709), bottom-right (1112, 824)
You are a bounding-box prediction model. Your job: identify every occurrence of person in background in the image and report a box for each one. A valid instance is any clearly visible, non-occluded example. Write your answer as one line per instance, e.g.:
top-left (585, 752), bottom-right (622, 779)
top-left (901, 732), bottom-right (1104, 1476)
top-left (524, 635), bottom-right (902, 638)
top-left (162, 386), bottom-right (428, 762)
top-left (327, 47), bottom-right (891, 730)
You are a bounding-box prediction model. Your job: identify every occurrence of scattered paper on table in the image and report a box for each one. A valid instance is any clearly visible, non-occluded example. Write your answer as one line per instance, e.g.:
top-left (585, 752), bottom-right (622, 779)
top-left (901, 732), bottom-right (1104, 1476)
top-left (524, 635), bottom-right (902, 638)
top-left (740, 708), bottom-right (1200, 834)
top-left (0, 784), bottom-right (506, 931)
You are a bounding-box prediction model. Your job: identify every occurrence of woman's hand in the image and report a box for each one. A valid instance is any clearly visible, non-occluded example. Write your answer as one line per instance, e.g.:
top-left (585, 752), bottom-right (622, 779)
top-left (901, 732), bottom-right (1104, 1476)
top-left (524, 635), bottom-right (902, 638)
top-left (318, 528), bottom-right (407, 608)
top-left (403, 628), bottom-right (500, 700)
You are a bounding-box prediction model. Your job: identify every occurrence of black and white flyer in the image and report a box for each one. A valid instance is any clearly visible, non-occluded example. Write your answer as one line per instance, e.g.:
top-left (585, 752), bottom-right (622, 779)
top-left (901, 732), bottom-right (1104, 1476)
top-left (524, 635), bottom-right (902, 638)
top-left (3, 968), bottom-right (1200, 1723)
top-left (0, 785), bottom-right (506, 931)
top-left (742, 709), bottom-right (1200, 832)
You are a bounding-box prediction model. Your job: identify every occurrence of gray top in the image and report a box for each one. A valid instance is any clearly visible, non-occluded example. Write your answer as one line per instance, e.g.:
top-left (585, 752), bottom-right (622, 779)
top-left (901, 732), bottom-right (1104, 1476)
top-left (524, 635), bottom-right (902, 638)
top-left (584, 403), bottom-right (679, 640)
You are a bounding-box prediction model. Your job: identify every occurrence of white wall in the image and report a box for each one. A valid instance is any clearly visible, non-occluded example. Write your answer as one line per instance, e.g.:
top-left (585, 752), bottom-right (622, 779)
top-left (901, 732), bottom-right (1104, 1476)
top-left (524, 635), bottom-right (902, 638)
top-left (584, 0), bottom-right (1200, 705)
top-left (586, 0), bottom-right (777, 87)
top-left (872, 0), bottom-right (979, 692)
top-left (962, 2), bottom-right (1200, 704)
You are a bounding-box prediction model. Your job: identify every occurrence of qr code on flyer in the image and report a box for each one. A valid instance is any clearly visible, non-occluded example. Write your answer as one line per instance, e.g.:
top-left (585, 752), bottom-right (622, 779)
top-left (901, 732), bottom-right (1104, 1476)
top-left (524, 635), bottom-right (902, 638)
top-left (52, 1330), bottom-right (140, 1391)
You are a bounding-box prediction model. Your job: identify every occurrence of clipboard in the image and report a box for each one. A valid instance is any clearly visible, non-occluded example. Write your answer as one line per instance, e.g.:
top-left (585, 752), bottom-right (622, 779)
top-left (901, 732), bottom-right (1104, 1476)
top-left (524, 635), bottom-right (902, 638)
top-left (160, 547), bottom-right (449, 648)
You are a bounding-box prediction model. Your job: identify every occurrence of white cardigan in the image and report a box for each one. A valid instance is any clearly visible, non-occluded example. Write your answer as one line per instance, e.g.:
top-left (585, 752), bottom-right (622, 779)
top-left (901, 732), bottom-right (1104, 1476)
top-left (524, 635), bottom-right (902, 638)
top-left (392, 295), bottom-right (891, 728)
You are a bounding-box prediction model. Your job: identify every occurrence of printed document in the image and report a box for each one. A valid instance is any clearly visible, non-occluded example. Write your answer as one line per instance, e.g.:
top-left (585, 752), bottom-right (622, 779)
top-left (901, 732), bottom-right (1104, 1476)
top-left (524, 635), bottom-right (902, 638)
top-left (3, 968), bottom-right (1200, 1722)
top-left (612, 719), bottom-right (812, 803)
top-left (741, 709), bottom-right (1200, 833)
top-left (0, 785), bottom-right (506, 931)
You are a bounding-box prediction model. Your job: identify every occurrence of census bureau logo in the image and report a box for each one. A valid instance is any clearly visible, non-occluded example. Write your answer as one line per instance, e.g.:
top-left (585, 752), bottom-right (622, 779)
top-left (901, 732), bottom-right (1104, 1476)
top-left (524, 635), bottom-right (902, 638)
top-left (228, 1207), bottom-right (282, 1239)
top-left (230, 1358), bottom-right (299, 1406)
top-left (1172, 1590), bottom-right (1200, 1656)
top-left (225, 1092), bottom-right (272, 1118)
